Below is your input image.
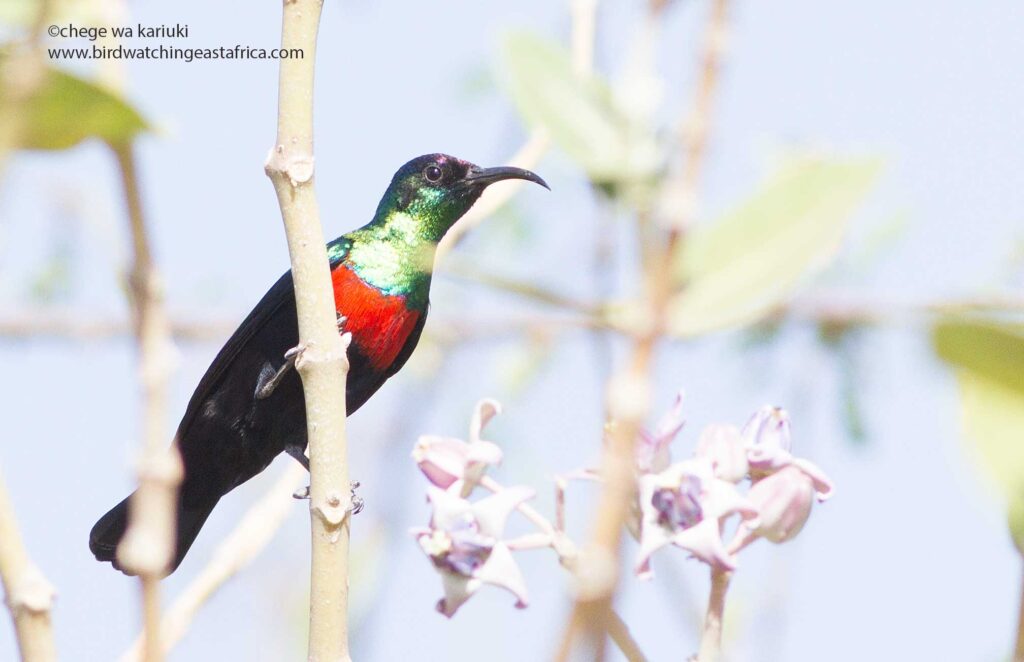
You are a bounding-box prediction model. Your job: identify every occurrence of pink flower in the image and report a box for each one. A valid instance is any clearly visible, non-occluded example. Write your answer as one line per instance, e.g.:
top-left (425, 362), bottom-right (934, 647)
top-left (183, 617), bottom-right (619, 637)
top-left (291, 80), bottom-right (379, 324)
top-left (728, 463), bottom-right (834, 554)
top-left (636, 459), bottom-right (757, 577)
top-left (412, 399), bottom-right (503, 494)
top-left (413, 485), bottom-right (533, 617)
top-left (636, 391), bottom-right (686, 473)
top-left (695, 424), bottom-right (748, 483)
top-left (742, 406), bottom-right (794, 478)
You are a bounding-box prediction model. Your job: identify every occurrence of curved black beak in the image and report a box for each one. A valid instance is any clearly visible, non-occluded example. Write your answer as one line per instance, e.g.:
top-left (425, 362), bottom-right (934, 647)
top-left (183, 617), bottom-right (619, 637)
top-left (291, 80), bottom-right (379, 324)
top-left (464, 165), bottom-right (550, 190)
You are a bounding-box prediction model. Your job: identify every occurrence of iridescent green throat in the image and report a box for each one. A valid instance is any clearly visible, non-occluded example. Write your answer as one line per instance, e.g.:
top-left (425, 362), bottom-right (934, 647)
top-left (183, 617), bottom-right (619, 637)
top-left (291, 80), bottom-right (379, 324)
top-left (336, 208), bottom-right (450, 307)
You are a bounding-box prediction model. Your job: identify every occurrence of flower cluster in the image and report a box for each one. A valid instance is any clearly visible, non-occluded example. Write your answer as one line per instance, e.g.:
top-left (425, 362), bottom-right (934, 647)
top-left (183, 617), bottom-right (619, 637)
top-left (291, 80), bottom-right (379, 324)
top-left (409, 394), bottom-right (835, 617)
top-left (634, 400), bottom-right (834, 577)
top-left (411, 399), bottom-right (533, 617)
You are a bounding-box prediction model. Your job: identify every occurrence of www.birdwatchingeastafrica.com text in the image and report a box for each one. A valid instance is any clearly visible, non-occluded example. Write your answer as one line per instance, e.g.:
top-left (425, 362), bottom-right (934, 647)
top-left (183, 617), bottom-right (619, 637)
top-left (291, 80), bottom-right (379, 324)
top-left (48, 44), bottom-right (303, 63)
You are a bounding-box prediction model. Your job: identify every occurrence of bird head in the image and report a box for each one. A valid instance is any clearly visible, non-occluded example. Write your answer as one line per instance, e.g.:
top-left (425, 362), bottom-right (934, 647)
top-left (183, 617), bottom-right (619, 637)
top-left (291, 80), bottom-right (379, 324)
top-left (375, 153), bottom-right (548, 244)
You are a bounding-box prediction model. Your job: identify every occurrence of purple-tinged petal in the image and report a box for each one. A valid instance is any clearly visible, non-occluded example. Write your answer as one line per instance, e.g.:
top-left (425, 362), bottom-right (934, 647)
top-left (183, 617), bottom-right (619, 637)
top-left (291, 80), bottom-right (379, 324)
top-left (742, 406), bottom-right (792, 452)
top-left (426, 485), bottom-right (473, 530)
top-left (472, 542), bottom-right (529, 609)
top-left (469, 398), bottom-right (502, 444)
top-left (635, 459), bottom-right (752, 576)
top-left (472, 486), bottom-right (534, 538)
top-left (462, 441), bottom-right (503, 494)
top-left (696, 424), bottom-right (749, 483)
top-left (653, 391), bottom-right (686, 441)
top-left (703, 476), bottom-right (758, 523)
top-left (728, 466), bottom-right (815, 554)
top-left (791, 457), bottom-right (835, 502)
top-left (670, 518), bottom-right (736, 570)
top-left (436, 571), bottom-right (481, 618)
top-left (413, 436), bottom-right (471, 489)
top-left (635, 392), bottom-right (686, 473)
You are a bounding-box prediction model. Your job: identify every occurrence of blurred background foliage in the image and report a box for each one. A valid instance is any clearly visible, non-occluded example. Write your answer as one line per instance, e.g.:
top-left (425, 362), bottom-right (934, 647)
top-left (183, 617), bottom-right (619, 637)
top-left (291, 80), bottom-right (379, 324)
top-left (1, 0), bottom-right (1023, 660)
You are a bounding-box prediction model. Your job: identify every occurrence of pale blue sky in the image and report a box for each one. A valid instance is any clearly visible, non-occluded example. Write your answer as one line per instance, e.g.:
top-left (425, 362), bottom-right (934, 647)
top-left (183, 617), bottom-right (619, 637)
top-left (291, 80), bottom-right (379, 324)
top-left (1, 1), bottom-right (1022, 660)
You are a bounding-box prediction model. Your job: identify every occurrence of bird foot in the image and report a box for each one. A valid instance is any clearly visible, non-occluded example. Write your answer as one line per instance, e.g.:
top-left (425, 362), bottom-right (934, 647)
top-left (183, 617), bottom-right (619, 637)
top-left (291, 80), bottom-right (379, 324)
top-left (255, 346), bottom-right (301, 400)
top-left (337, 314), bottom-right (347, 332)
top-left (292, 481), bottom-right (363, 515)
top-left (350, 480), bottom-right (364, 515)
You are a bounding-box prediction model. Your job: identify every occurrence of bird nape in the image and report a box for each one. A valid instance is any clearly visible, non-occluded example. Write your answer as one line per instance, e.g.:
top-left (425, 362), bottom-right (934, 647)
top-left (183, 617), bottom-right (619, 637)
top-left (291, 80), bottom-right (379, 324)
top-left (90, 153), bottom-right (548, 575)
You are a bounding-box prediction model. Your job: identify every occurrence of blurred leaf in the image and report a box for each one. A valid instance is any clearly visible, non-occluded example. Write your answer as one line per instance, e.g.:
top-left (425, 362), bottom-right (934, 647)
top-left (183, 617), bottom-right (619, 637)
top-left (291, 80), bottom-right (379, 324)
top-left (667, 156), bottom-right (882, 337)
top-left (956, 371), bottom-right (1024, 507)
top-left (5, 63), bottom-right (148, 149)
top-left (933, 318), bottom-right (1024, 393)
top-left (500, 32), bottom-right (657, 185)
top-left (934, 318), bottom-right (1024, 543)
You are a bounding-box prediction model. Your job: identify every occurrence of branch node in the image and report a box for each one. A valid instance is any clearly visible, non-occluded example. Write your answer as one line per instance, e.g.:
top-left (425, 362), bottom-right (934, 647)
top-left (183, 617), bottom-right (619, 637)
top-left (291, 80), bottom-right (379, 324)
top-left (6, 565), bottom-right (55, 614)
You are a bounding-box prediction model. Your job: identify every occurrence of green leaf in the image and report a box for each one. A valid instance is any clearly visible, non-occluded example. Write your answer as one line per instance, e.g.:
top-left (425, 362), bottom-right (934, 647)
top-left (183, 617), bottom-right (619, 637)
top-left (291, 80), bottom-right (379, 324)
top-left (667, 156), bottom-right (882, 337)
top-left (933, 318), bottom-right (1024, 544)
top-left (8, 64), bottom-right (148, 150)
top-left (500, 32), bottom-right (656, 184)
top-left (957, 371), bottom-right (1024, 509)
top-left (933, 318), bottom-right (1024, 393)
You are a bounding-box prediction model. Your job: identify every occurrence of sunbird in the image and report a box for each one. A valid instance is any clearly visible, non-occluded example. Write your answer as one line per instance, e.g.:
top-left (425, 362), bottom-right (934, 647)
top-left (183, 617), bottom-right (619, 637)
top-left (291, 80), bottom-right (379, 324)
top-left (90, 154), bottom-right (548, 574)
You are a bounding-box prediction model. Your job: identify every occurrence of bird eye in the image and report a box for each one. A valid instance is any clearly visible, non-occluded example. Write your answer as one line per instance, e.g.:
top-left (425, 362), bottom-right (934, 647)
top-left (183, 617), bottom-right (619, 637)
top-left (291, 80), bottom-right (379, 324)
top-left (423, 164), bottom-right (443, 183)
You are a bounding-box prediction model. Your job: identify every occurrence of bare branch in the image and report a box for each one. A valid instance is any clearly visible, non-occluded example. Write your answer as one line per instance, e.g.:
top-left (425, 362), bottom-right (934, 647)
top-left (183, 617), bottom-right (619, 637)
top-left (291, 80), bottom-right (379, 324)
top-left (119, 465), bottom-right (308, 662)
top-left (0, 466), bottom-right (56, 662)
top-left (110, 142), bottom-right (183, 662)
top-left (264, 1), bottom-right (353, 659)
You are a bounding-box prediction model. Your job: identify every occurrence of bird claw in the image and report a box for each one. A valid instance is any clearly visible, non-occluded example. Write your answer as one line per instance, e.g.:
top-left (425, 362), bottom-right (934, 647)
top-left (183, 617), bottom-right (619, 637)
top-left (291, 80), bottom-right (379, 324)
top-left (292, 481), bottom-right (362, 513)
top-left (255, 348), bottom-right (300, 400)
top-left (350, 481), bottom-right (364, 515)
top-left (336, 314), bottom-right (347, 332)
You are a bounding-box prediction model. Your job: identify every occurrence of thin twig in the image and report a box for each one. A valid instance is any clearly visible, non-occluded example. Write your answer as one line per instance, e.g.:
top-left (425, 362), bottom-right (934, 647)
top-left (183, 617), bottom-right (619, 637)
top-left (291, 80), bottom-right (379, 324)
top-left (444, 261), bottom-right (601, 316)
top-left (696, 567), bottom-right (732, 661)
top-left (111, 142), bottom-right (183, 662)
top-left (0, 311), bottom-right (236, 343)
top-left (264, 2), bottom-right (353, 660)
top-left (660, 0), bottom-right (729, 234)
top-left (119, 464), bottom-right (308, 662)
top-left (0, 466), bottom-right (56, 662)
top-left (555, 1), bottom-right (732, 658)
top-left (608, 610), bottom-right (648, 662)
top-left (479, 476), bottom-right (649, 661)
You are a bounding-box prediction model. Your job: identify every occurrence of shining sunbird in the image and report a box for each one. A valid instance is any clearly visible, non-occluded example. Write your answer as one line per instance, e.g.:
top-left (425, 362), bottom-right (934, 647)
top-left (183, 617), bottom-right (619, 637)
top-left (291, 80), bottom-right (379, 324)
top-left (90, 154), bottom-right (548, 574)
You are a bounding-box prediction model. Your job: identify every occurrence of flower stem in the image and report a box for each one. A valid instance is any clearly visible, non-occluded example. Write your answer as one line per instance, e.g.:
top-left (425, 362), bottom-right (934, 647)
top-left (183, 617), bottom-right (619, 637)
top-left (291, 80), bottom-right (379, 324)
top-left (697, 567), bottom-right (732, 661)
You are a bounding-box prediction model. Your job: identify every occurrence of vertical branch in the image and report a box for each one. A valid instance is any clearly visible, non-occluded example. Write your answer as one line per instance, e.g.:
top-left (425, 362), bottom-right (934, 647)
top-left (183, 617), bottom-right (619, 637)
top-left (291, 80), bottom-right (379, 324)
top-left (263, 2), bottom-right (353, 661)
top-left (662, 0), bottom-right (730, 234)
top-left (111, 142), bottom-right (183, 662)
top-left (0, 467), bottom-right (56, 662)
top-left (555, 0), bottom-right (732, 658)
top-left (0, 0), bottom-right (52, 179)
top-left (119, 465), bottom-right (309, 662)
top-left (696, 568), bottom-right (731, 661)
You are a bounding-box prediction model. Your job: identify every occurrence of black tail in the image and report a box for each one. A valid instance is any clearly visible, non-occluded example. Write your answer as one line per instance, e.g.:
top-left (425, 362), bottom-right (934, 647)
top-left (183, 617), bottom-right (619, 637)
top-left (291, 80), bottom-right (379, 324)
top-left (89, 491), bottom-right (219, 575)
